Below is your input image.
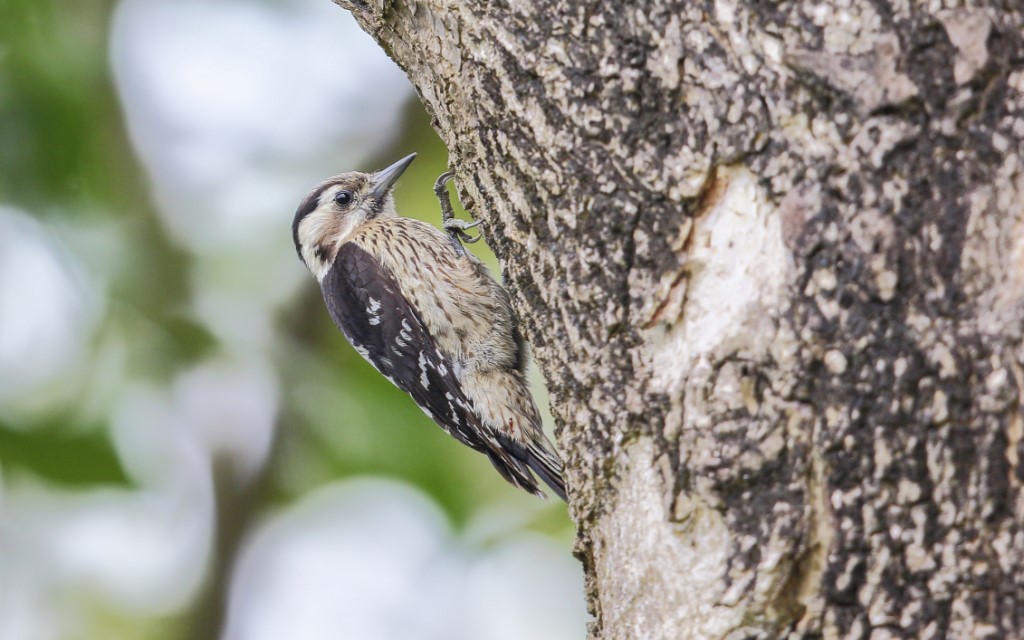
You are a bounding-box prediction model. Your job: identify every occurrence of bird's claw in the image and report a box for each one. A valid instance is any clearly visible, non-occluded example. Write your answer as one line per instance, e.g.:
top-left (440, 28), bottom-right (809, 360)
top-left (434, 170), bottom-right (456, 195)
top-left (434, 169), bottom-right (483, 255)
top-left (443, 218), bottom-right (484, 244)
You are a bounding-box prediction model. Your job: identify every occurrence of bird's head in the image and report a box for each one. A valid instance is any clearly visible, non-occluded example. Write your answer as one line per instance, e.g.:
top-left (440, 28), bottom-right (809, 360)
top-left (292, 153), bottom-right (416, 281)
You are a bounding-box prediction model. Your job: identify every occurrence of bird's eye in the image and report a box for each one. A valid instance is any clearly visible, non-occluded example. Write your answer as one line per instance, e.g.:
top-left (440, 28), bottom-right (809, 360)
top-left (334, 190), bottom-right (354, 206)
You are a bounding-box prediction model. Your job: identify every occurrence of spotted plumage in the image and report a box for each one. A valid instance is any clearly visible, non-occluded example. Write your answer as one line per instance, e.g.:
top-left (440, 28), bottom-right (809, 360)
top-left (292, 154), bottom-right (566, 500)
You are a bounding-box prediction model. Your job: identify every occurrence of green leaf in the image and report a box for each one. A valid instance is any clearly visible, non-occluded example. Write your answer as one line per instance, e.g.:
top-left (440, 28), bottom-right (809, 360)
top-left (0, 421), bottom-right (131, 487)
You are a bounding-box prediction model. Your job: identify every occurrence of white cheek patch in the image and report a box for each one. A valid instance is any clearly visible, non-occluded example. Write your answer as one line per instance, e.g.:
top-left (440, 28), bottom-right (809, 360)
top-left (298, 213), bottom-right (333, 282)
top-left (298, 206), bottom-right (367, 282)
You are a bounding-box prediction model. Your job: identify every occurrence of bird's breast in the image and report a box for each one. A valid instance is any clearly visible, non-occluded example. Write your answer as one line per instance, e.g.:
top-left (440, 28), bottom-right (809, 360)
top-left (351, 217), bottom-right (519, 370)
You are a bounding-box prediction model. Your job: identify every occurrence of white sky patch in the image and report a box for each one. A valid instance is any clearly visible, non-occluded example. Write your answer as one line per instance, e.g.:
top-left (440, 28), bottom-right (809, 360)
top-left (109, 0), bottom-right (413, 355)
top-left (173, 357), bottom-right (279, 485)
top-left (0, 484), bottom-right (213, 640)
top-left (109, 0), bottom-right (411, 254)
top-left (222, 480), bottom-right (586, 640)
top-left (0, 208), bottom-right (101, 407)
top-left (0, 378), bottom-right (226, 639)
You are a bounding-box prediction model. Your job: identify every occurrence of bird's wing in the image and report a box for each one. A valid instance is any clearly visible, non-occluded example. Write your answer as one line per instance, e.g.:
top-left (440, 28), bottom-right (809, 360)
top-left (321, 242), bottom-right (545, 496)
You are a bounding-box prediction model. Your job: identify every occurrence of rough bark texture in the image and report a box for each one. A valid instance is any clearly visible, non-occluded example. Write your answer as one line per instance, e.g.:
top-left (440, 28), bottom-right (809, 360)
top-left (334, 0), bottom-right (1024, 637)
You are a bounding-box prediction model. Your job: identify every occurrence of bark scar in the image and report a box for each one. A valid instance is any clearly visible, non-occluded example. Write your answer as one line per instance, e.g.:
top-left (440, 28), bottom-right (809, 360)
top-left (642, 168), bottom-right (730, 329)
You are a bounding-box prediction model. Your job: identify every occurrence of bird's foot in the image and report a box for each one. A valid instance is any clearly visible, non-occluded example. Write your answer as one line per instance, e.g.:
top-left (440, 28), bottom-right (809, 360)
top-left (443, 217), bottom-right (484, 244)
top-left (434, 170), bottom-right (483, 255)
top-left (434, 170), bottom-right (457, 219)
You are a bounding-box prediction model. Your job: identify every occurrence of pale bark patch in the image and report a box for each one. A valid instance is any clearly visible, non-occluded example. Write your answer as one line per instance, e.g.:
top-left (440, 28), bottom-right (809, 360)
top-left (594, 439), bottom-right (739, 639)
top-left (937, 9), bottom-right (993, 86)
top-left (644, 166), bottom-right (789, 396)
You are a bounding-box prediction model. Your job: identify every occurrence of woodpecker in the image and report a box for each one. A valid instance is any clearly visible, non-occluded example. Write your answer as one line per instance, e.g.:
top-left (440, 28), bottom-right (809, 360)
top-left (292, 153), bottom-right (566, 500)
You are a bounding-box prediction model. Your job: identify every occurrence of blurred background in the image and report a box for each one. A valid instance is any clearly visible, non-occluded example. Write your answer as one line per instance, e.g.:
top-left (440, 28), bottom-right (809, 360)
top-left (0, 0), bottom-right (584, 638)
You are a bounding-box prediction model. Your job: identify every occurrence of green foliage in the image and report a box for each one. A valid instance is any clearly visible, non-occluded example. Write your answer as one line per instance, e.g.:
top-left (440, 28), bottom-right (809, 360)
top-left (0, 418), bottom-right (131, 487)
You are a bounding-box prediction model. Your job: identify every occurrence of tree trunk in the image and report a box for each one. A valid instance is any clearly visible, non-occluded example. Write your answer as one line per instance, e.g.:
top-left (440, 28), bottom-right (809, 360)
top-left (334, 0), bottom-right (1024, 637)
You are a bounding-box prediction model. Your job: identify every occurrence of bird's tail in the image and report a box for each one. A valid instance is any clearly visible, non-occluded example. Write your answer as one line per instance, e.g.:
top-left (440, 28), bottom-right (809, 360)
top-left (493, 433), bottom-right (567, 501)
top-left (523, 437), bottom-right (567, 501)
top-left (484, 448), bottom-right (546, 499)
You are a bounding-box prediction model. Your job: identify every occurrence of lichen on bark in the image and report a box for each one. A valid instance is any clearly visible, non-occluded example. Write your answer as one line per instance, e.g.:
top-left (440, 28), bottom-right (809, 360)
top-left (334, 0), bottom-right (1024, 637)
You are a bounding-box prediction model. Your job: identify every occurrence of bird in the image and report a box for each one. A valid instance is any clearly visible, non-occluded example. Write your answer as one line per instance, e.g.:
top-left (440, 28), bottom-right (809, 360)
top-left (291, 153), bottom-right (566, 500)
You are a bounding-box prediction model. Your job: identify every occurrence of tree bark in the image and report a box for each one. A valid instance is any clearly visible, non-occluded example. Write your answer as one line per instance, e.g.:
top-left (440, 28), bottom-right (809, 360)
top-left (334, 0), bottom-right (1024, 637)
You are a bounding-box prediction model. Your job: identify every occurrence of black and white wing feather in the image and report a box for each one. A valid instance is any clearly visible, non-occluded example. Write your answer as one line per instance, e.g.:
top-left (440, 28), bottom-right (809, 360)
top-left (321, 242), bottom-right (546, 497)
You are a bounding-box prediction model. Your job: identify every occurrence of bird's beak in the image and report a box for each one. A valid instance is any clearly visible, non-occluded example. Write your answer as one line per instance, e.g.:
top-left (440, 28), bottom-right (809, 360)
top-left (371, 153), bottom-right (416, 198)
